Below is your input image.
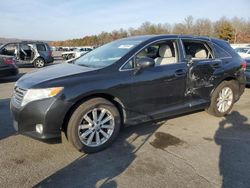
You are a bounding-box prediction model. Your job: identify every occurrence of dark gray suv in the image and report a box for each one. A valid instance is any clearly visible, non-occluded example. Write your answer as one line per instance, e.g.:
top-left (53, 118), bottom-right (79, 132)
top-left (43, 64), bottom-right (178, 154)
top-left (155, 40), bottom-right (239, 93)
top-left (10, 35), bottom-right (246, 153)
top-left (0, 41), bottom-right (54, 68)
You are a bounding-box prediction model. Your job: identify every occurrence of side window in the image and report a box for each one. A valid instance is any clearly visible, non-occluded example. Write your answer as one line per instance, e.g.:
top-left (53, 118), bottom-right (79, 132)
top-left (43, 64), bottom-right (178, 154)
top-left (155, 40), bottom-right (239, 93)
top-left (122, 59), bottom-right (134, 70)
top-left (0, 44), bottom-right (17, 56)
top-left (182, 40), bottom-right (213, 60)
top-left (213, 43), bottom-right (231, 58)
top-left (136, 40), bottom-right (178, 66)
top-left (36, 44), bottom-right (46, 51)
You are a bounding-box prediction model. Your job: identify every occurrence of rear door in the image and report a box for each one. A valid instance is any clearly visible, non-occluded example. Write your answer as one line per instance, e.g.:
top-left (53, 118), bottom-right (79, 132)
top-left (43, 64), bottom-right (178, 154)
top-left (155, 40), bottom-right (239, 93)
top-left (18, 43), bottom-right (33, 63)
top-left (181, 39), bottom-right (224, 100)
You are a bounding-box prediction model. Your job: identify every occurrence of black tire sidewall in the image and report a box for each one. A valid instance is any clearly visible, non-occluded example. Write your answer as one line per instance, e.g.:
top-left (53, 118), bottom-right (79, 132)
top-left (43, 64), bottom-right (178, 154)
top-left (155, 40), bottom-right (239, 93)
top-left (67, 98), bottom-right (121, 153)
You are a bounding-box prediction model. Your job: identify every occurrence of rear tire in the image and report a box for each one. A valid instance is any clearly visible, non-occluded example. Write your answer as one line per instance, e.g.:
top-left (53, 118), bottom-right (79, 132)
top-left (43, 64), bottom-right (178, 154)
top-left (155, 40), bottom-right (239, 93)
top-left (33, 58), bottom-right (45, 68)
top-left (206, 80), bottom-right (238, 117)
top-left (67, 98), bottom-right (121, 153)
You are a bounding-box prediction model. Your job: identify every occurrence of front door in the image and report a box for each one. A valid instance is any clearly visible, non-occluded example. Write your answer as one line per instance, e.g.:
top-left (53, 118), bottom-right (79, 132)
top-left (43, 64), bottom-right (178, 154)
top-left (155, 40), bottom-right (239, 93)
top-left (129, 39), bottom-right (188, 119)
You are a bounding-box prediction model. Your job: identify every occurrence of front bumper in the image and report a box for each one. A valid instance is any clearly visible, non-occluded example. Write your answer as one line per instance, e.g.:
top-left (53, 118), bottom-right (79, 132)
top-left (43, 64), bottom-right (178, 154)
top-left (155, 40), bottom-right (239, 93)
top-left (10, 96), bottom-right (72, 142)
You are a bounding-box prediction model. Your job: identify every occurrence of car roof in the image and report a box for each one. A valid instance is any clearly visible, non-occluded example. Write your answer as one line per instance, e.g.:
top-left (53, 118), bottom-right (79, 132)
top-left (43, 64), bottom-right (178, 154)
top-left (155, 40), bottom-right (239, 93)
top-left (3, 41), bottom-right (47, 45)
top-left (120, 34), bottom-right (217, 43)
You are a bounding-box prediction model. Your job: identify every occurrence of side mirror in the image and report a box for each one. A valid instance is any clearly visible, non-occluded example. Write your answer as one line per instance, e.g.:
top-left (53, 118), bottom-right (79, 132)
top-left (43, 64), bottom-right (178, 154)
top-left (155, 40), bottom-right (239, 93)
top-left (135, 57), bottom-right (155, 70)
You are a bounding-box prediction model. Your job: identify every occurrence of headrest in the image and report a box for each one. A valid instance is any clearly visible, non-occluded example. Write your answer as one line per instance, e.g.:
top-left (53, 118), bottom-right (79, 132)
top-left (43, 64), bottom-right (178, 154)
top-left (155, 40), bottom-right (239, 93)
top-left (195, 49), bottom-right (207, 59)
top-left (159, 45), bottom-right (173, 58)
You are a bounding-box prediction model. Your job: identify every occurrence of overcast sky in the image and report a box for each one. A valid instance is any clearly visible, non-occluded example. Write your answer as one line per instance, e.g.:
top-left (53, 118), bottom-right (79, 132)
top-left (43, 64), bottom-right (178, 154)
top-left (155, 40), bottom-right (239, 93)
top-left (0, 0), bottom-right (249, 40)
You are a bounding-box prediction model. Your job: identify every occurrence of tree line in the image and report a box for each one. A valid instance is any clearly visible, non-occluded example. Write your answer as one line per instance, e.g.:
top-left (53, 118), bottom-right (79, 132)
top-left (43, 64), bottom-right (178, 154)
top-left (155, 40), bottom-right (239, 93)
top-left (50, 16), bottom-right (250, 47)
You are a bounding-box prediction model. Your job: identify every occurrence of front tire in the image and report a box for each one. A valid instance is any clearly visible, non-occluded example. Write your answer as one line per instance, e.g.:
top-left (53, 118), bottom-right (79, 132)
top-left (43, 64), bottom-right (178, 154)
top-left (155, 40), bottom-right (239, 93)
top-left (206, 81), bottom-right (238, 117)
top-left (67, 98), bottom-right (121, 153)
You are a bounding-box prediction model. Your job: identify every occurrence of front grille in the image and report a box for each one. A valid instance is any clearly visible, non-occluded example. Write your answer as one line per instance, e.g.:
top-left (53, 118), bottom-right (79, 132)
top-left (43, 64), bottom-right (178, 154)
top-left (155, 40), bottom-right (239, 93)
top-left (13, 87), bottom-right (27, 106)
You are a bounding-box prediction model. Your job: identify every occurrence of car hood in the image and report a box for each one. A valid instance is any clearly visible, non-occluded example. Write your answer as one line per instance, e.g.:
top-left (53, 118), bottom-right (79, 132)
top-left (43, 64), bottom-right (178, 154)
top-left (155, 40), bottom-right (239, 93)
top-left (17, 63), bottom-right (97, 89)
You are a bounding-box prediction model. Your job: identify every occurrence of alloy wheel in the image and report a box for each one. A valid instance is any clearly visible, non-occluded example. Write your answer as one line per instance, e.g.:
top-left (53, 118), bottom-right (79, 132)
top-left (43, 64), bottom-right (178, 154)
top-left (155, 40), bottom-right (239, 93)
top-left (78, 108), bottom-right (115, 147)
top-left (36, 59), bottom-right (44, 67)
top-left (216, 87), bottom-right (233, 113)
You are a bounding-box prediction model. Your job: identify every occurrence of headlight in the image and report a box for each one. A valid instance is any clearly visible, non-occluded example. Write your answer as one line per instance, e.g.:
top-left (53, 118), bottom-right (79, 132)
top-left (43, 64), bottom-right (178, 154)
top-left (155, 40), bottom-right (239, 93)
top-left (21, 87), bottom-right (63, 107)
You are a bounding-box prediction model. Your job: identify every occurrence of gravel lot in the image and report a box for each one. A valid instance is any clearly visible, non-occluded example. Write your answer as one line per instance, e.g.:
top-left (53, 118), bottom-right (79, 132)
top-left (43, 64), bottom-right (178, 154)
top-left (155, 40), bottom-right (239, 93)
top-left (0, 62), bottom-right (250, 188)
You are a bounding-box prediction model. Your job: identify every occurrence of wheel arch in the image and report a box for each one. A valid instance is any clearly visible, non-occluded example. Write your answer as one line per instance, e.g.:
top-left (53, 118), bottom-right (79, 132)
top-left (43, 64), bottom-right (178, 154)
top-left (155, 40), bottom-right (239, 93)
top-left (62, 93), bottom-right (127, 133)
top-left (33, 56), bottom-right (45, 63)
top-left (210, 76), bottom-right (240, 100)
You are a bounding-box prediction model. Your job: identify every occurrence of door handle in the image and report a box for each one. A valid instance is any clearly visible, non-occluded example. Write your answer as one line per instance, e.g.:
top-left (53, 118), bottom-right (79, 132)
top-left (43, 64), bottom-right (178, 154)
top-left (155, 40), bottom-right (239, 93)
top-left (211, 63), bottom-right (221, 69)
top-left (175, 69), bottom-right (186, 76)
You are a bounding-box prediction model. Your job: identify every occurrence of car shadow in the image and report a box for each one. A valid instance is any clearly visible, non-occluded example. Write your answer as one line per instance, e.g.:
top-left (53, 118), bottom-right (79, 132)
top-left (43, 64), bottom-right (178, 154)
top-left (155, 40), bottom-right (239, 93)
top-left (0, 98), bottom-right (16, 140)
top-left (215, 111), bottom-right (250, 188)
top-left (34, 121), bottom-right (164, 188)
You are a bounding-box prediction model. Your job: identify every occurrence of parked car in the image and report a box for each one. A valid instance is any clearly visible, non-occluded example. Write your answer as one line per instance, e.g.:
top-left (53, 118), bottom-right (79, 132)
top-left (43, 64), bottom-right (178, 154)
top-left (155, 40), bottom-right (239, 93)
top-left (10, 35), bottom-right (246, 153)
top-left (0, 41), bottom-right (54, 68)
top-left (235, 47), bottom-right (250, 58)
top-left (244, 58), bottom-right (250, 85)
top-left (0, 55), bottom-right (18, 77)
top-left (62, 47), bottom-right (92, 61)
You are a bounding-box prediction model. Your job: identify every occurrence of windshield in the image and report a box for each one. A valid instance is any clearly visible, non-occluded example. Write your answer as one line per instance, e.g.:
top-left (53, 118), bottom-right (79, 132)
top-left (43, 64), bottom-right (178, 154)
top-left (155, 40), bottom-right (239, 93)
top-left (74, 39), bottom-right (142, 68)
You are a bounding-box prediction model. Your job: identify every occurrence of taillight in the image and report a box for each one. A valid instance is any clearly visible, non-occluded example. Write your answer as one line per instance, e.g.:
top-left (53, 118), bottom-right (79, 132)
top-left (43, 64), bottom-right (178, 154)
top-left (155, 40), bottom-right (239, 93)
top-left (241, 60), bottom-right (247, 71)
top-left (49, 51), bottom-right (52, 57)
top-left (3, 58), bottom-right (14, 65)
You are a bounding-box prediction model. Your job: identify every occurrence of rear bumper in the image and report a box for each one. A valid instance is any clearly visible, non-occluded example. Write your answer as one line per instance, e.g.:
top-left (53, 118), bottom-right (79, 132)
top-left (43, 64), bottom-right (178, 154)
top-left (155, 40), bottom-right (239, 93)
top-left (10, 96), bottom-right (73, 142)
top-left (46, 56), bottom-right (54, 63)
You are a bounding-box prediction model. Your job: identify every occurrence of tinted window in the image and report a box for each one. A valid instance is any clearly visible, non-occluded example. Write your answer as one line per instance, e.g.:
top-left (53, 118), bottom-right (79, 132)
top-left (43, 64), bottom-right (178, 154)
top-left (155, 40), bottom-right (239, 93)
top-left (213, 44), bottom-right (231, 58)
top-left (122, 60), bottom-right (133, 69)
top-left (182, 40), bottom-right (213, 59)
top-left (212, 39), bottom-right (237, 57)
top-left (36, 44), bottom-right (46, 51)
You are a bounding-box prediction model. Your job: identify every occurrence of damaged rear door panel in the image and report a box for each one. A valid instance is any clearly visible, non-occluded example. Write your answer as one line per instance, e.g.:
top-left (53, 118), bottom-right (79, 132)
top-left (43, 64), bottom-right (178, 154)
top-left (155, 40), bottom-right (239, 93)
top-left (181, 39), bottom-right (225, 100)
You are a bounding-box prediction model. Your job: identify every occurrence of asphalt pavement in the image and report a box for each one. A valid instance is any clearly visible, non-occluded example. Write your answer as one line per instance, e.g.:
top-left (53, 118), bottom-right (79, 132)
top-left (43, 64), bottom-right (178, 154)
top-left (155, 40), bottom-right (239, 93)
top-left (0, 63), bottom-right (250, 188)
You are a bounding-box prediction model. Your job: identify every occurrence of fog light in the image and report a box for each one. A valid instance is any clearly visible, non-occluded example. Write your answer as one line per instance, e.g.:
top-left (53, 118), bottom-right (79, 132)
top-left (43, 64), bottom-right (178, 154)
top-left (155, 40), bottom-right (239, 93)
top-left (36, 124), bottom-right (43, 134)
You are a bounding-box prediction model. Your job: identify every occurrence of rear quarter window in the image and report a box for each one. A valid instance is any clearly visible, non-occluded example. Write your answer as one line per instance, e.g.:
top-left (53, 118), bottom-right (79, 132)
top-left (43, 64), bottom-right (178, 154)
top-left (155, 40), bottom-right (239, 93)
top-left (213, 43), bottom-right (232, 59)
top-left (36, 44), bottom-right (47, 51)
